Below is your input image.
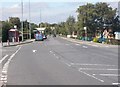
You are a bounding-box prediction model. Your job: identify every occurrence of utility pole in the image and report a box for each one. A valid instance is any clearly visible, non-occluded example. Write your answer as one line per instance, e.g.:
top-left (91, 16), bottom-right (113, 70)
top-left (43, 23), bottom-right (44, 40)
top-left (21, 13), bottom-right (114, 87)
top-left (40, 9), bottom-right (41, 27)
top-left (29, 0), bottom-right (31, 39)
top-left (21, 0), bottom-right (24, 41)
top-left (118, 1), bottom-right (120, 20)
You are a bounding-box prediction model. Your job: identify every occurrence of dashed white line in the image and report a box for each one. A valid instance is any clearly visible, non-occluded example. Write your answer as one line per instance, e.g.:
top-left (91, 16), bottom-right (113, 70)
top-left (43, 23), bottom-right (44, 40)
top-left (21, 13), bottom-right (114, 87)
top-left (53, 54), bottom-right (56, 56)
top-left (83, 46), bottom-right (88, 48)
top-left (65, 63), bottom-right (71, 67)
top-left (49, 51), bottom-right (53, 53)
top-left (92, 45), bottom-right (98, 47)
top-left (78, 69), bottom-right (104, 82)
top-left (65, 44), bottom-right (69, 46)
top-left (75, 44), bottom-right (80, 46)
top-left (56, 56), bottom-right (59, 59)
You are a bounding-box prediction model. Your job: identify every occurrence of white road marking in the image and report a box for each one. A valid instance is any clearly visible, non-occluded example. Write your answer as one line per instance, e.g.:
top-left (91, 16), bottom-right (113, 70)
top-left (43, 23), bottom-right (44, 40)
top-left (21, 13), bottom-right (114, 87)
top-left (99, 74), bottom-right (120, 77)
top-left (83, 46), bottom-right (88, 48)
top-left (92, 45), bottom-right (98, 47)
top-left (56, 56), bottom-right (59, 59)
top-left (61, 60), bottom-right (71, 67)
top-left (78, 69), bottom-right (104, 82)
top-left (0, 55), bottom-right (9, 64)
top-left (70, 63), bottom-right (116, 66)
top-left (0, 46), bottom-right (21, 85)
top-left (79, 68), bottom-right (119, 71)
top-left (49, 51), bottom-right (53, 53)
top-left (65, 44), bottom-right (69, 46)
top-left (65, 63), bottom-right (71, 67)
top-left (112, 83), bottom-right (120, 85)
top-left (32, 50), bottom-right (37, 53)
top-left (75, 44), bottom-right (80, 46)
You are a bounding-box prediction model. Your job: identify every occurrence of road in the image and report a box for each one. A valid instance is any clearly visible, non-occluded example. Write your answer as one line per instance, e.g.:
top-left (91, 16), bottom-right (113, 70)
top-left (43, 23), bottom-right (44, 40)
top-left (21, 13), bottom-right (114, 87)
top-left (1, 36), bottom-right (119, 85)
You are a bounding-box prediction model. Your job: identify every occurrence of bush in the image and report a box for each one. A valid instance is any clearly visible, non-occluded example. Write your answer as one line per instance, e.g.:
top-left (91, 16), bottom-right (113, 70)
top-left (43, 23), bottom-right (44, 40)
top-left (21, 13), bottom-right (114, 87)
top-left (105, 39), bottom-right (120, 45)
top-left (93, 37), bottom-right (99, 42)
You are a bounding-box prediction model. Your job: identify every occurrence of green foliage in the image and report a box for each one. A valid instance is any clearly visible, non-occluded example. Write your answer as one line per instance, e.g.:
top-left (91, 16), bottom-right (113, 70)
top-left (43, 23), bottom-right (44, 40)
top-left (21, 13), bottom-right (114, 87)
top-left (93, 37), bottom-right (99, 42)
top-left (77, 2), bottom-right (117, 36)
top-left (65, 16), bottom-right (75, 35)
top-left (9, 17), bottom-right (21, 29)
top-left (2, 21), bottom-right (13, 42)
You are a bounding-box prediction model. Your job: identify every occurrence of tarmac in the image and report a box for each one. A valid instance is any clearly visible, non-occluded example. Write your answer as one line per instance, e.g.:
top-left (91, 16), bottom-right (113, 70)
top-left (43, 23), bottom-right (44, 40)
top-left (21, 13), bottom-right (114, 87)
top-left (0, 39), bottom-right (34, 87)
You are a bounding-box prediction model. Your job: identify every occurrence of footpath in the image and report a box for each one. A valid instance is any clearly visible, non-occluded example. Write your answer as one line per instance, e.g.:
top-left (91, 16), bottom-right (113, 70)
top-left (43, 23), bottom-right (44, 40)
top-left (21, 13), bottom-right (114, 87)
top-left (60, 36), bottom-right (118, 48)
top-left (2, 39), bottom-right (35, 47)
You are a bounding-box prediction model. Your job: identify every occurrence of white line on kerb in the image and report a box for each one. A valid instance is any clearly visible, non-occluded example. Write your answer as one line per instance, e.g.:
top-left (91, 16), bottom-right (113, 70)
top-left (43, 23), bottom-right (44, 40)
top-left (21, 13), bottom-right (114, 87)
top-left (0, 55), bottom-right (9, 64)
top-left (78, 69), bottom-right (104, 82)
top-left (79, 68), bottom-right (119, 71)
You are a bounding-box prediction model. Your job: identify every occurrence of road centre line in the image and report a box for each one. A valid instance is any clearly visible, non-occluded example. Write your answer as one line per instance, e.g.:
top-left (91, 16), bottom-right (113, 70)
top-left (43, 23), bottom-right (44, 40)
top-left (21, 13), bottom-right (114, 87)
top-left (79, 68), bottom-right (119, 71)
top-left (0, 55), bottom-right (9, 64)
top-left (78, 69), bottom-right (104, 82)
top-left (70, 63), bottom-right (116, 66)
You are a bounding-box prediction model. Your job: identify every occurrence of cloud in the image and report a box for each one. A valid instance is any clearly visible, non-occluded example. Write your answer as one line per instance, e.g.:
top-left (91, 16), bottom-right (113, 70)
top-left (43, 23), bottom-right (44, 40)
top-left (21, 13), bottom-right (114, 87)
top-left (0, 1), bottom-right (119, 24)
top-left (1, 0), bottom-right (120, 2)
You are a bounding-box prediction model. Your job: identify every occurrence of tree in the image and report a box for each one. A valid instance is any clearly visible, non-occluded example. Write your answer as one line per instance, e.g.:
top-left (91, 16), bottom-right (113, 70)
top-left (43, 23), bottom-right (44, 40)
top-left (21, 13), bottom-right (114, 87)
top-left (9, 17), bottom-right (21, 29)
top-left (2, 21), bottom-right (13, 42)
top-left (77, 2), bottom-right (117, 37)
top-left (65, 16), bottom-right (75, 35)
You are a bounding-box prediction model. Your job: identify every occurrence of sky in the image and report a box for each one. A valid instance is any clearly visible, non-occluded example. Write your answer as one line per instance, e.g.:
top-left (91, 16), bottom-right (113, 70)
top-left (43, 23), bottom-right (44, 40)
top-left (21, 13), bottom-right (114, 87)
top-left (0, 0), bottom-right (119, 24)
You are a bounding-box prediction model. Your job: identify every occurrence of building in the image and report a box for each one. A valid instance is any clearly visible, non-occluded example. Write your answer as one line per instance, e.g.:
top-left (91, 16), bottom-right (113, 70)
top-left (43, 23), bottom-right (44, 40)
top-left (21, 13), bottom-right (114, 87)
top-left (35, 28), bottom-right (46, 33)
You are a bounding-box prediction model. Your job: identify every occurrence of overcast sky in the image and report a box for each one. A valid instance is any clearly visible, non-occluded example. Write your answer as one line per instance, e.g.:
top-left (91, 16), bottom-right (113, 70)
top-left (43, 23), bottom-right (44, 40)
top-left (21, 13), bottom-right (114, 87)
top-left (0, 0), bottom-right (119, 24)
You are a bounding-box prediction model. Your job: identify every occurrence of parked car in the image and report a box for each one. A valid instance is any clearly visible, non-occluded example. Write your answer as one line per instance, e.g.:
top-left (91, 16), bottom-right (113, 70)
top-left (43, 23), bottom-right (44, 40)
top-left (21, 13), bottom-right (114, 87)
top-left (34, 32), bottom-right (44, 41)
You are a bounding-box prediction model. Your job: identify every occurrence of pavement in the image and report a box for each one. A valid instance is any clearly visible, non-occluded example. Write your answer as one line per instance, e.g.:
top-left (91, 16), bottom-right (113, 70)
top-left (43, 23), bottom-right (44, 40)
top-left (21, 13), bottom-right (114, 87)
top-left (0, 36), bottom-right (119, 86)
top-left (2, 39), bottom-right (35, 47)
top-left (60, 36), bottom-right (119, 48)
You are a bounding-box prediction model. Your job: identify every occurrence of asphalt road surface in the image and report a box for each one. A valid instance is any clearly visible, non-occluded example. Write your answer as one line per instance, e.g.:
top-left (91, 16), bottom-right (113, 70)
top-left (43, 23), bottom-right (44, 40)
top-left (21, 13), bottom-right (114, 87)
top-left (2, 36), bottom-right (119, 85)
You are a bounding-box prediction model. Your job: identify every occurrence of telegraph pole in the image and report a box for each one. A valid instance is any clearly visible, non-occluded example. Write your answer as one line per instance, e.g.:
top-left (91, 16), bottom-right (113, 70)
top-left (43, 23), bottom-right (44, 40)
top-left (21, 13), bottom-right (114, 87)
top-left (21, 0), bottom-right (24, 41)
top-left (29, 0), bottom-right (31, 39)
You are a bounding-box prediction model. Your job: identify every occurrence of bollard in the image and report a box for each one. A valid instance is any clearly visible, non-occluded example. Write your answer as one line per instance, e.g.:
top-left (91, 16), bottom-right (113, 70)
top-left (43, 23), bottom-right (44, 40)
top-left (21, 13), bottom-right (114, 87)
top-left (18, 38), bottom-right (20, 44)
top-left (7, 40), bottom-right (10, 46)
top-left (1, 41), bottom-right (3, 47)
